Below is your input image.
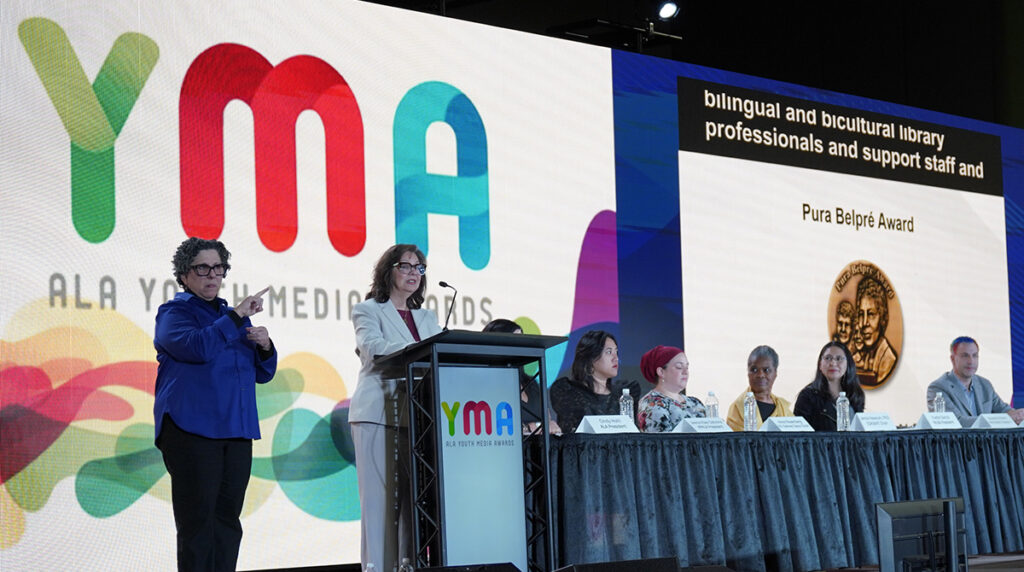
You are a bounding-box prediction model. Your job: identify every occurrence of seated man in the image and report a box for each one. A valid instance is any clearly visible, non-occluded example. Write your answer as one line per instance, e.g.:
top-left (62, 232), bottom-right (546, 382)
top-left (927, 336), bottom-right (1024, 426)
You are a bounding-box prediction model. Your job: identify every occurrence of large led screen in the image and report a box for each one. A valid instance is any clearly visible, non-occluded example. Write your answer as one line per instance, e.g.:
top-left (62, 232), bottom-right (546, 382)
top-left (3, 1), bottom-right (1023, 570)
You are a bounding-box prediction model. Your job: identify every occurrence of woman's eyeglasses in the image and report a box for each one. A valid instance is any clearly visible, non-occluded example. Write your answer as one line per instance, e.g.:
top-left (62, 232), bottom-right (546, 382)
top-left (393, 262), bottom-right (426, 275)
top-left (191, 263), bottom-right (230, 277)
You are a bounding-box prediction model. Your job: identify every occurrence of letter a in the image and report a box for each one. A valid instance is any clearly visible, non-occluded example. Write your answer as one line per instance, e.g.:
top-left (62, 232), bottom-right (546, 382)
top-left (393, 81), bottom-right (489, 270)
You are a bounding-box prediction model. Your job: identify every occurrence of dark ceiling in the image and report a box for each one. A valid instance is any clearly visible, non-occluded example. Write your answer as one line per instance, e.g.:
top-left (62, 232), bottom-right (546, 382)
top-left (364, 0), bottom-right (1023, 128)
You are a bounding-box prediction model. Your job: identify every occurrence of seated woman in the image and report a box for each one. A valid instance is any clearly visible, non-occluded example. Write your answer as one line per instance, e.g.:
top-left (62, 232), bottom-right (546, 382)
top-left (636, 345), bottom-right (706, 432)
top-left (794, 341), bottom-right (865, 431)
top-left (549, 330), bottom-right (641, 433)
top-left (726, 345), bottom-right (794, 431)
top-left (482, 318), bottom-right (561, 435)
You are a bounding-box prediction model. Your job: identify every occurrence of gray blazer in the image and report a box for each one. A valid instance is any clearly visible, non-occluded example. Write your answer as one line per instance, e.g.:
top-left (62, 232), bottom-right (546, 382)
top-left (349, 298), bottom-right (441, 424)
top-left (926, 371), bottom-right (1011, 427)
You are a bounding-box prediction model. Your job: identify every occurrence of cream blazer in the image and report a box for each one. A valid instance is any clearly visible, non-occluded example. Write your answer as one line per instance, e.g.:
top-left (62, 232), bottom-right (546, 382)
top-left (349, 298), bottom-right (442, 424)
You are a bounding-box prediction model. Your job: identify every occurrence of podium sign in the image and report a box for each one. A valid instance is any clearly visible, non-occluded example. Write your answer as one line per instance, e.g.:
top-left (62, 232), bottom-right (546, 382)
top-left (376, 330), bottom-right (566, 571)
top-left (438, 366), bottom-right (527, 569)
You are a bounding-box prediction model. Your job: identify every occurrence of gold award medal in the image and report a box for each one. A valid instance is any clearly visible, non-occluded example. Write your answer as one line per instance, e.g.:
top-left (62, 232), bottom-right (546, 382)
top-left (827, 261), bottom-right (903, 388)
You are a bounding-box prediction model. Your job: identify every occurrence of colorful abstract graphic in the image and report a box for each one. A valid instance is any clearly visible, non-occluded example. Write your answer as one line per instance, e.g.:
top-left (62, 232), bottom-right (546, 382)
top-left (0, 300), bottom-right (359, 549)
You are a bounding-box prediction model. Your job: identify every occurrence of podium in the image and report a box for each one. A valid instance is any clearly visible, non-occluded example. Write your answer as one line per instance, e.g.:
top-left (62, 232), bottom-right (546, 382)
top-left (376, 330), bottom-right (567, 572)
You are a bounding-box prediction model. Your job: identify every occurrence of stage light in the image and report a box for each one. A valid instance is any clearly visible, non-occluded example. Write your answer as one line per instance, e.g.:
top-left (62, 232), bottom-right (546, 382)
top-left (657, 1), bottom-right (679, 20)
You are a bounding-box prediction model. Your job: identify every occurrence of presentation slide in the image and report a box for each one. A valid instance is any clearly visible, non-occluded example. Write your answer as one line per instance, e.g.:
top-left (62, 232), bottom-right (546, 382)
top-left (2, 1), bottom-right (1022, 570)
top-left (675, 77), bottom-right (1009, 421)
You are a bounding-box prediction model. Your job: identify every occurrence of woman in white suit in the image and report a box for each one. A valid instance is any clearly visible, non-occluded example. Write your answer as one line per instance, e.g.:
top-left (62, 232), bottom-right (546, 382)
top-left (350, 244), bottom-right (442, 571)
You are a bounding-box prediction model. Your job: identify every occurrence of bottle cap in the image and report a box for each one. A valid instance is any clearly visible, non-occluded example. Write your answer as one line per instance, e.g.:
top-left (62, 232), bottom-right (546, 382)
top-left (839, 391), bottom-right (846, 396)
top-left (708, 390), bottom-right (715, 396)
top-left (623, 388), bottom-right (630, 395)
top-left (746, 391), bottom-right (754, 396)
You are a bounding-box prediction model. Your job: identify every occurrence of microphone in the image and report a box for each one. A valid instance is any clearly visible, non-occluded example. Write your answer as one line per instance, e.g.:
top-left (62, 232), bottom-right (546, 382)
top-left (438, 281), bottom-right (457, 331)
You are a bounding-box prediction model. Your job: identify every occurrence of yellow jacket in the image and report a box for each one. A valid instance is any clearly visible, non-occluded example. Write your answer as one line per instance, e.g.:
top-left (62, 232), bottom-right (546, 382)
top-left (726, 391), bottom-right (794, 431)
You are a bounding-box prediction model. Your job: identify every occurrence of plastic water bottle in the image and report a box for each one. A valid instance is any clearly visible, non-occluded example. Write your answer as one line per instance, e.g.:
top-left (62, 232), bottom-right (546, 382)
top-left (933, 391), bottom-right (946, 413)
top-left (706, 391), bottom-right (719, 418)
top-left (398, 557), bottom-right (414, 572)
top-left (742, 391), bottom-right (757, 431)
top-left (619, 388), bottom-right (634, 421)
top-left (836, 391), bottom-right (851, 431)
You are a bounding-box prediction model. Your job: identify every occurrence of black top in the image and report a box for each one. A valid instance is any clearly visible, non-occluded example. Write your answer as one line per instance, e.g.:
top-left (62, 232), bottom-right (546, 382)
top-left (549, 376), bottom-right (643, 433)
top-left (521, 377), bottom-right (544, 424)
top-left (756, 400), bottom-right (776, 421)
top-left (794, 384), bottom-right (865, 431)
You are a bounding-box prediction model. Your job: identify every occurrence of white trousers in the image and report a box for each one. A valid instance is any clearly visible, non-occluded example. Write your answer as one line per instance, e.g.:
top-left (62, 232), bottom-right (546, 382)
top-left (350, 419), bottom-right (410, 572)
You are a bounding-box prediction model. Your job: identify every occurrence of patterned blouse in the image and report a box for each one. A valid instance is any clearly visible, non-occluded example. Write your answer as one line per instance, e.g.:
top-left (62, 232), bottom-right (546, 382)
top-left (637, 390), bottom-right (707, 432)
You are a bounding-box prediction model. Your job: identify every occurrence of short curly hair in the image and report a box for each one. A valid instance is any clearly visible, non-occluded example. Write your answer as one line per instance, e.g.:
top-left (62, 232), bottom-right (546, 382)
top-left (172, 237), bottom-right (231, 288)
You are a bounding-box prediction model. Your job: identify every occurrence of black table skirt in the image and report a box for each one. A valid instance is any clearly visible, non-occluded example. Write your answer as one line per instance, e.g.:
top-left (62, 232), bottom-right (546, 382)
top-left (549, 429), bottom-right (1024, 572)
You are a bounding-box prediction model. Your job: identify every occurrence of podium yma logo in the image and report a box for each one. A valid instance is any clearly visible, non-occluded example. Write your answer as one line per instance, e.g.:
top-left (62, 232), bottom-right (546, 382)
top-left (442, 400), bottom-right (516, 436)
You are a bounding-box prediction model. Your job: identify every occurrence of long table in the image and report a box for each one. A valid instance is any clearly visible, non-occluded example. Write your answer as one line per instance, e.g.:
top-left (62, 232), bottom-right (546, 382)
top-left (548, 429), bottom-right (1024, 572)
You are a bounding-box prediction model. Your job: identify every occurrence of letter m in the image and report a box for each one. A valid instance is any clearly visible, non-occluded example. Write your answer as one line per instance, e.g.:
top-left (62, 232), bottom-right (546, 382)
top-left (179, 44), bottom-right (365, 255)
top-left (394, 81), bottom-right (489, 270)
top-left (462, 401), bottom-right (493, 436)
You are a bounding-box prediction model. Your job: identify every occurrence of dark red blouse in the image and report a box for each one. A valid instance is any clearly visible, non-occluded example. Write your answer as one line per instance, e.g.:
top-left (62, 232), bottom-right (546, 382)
top-left (396, 309), bottom-right (420, 342)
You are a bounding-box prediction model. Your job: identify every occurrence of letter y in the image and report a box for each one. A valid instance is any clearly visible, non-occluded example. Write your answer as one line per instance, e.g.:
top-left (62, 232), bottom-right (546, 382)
top-left (19, 18), bottom-right (158, 242)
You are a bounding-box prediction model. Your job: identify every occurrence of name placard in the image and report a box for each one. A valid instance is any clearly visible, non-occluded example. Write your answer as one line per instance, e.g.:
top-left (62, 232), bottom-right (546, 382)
top-left (758, 416), bottom-right (814, 432)
top-left (850, 412), bottom-right (897, 432)
top-left (915, 412), bottom-right (962, 429)
top-left (673, 417), bottom-right (733, 433)
top-left (970, 413), bottom-right (1018, 429)
top-left (576, 415), bottom-right (639, 434)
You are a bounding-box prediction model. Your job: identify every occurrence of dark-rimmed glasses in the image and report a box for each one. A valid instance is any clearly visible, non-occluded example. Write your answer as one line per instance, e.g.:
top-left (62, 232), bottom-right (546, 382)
top-left (393, 262), bottom-right (426, 275)
top-left (191, 263), bottom-right (230, 277)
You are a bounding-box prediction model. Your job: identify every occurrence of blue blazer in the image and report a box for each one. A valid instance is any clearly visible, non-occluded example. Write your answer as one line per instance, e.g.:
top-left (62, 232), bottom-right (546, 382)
top-left (154, 292), bottom-right (277, 441)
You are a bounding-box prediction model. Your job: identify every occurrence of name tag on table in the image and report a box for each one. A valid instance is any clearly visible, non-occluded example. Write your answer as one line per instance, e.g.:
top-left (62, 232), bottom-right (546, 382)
top-left (673, 417), bottom-right (732, 433)
top-left (576, 415), bottom-right (639, 434)
top-left (970, 413), bottom-right (1017, 429)
top-left (759, 416), bottom-right (814, 432)
top-left (915, 412), bottom-right (962, 429)
top-left (850, 412), bottom-right (897, 431)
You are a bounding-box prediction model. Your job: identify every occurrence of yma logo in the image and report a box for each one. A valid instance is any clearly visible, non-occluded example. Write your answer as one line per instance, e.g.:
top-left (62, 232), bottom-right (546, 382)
top-left (442, 400), bottom-right (515, 437)
top-left (19, 18), bottom-right (491, 268)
